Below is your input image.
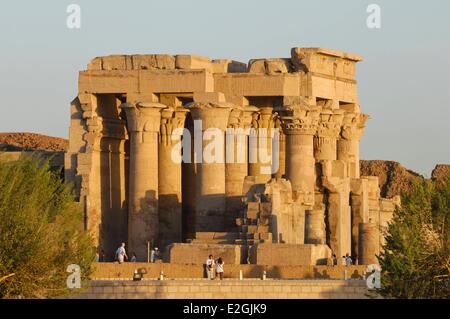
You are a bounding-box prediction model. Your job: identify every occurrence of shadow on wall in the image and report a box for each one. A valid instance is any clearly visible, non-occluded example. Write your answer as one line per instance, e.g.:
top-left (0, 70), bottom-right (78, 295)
top-left (98, 137), bottom-right (128, 261)
top-left (159, 193), bottom-right (182, 256)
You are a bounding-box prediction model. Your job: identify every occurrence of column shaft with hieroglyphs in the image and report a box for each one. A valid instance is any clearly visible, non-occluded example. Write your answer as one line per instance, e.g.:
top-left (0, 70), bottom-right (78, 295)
top-left (185, 102), bottom-right (231, 232)
top-left (248, 107), bottom-right (277, 181)
top-left (159, 107), bottom-right (188, 249)
top-left (121, 102), bottom-right (165, 260)
top-left (281, 105), bottom-right (319, 206)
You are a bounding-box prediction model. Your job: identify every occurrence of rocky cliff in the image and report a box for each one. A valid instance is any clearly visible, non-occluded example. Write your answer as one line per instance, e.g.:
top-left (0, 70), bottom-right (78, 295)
top-left (0, 132), bottom-right (68, 152)
top-left (431, 164), bottom-right (450, 181)
top-left (359, 160), bottom-right (425, 198)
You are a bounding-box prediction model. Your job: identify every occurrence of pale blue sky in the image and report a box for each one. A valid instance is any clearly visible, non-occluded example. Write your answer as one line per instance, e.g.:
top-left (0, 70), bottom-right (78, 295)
top-left (0, 0), bottom-right (449, 176)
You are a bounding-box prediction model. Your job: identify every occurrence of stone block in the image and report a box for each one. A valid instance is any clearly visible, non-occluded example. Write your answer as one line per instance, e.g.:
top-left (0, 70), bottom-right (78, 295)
top-left (87, 57), bottom-right (103, 70)
top-left (193, 92), bottom-right (226, 103)
top-left (101, 55), bottom-right (132, 70)
top-left (332, 160), bottom-right (347, 178)
top-left (379, 198), bottom-right (396, 212)
top-left (131, 54), bottom-right (175, 70)
top-left (176, 55), bottom-right (212, 72)
top-left (265, 59), bottom-right (291, 74)
top-left (248, 58), bottom-right (291, 74)
top-left (168, 243), bottom-right (241, 264)
top-left (250, 243), bottom-right (332, 265)
top-left (211, 59), bottom-right (247, 73)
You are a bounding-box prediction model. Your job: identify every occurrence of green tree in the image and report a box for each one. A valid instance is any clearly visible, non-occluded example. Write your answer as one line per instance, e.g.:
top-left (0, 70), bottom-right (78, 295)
top-left (378, 175), bottom-right (450, 298)
top-left (0, 154), bottom-right (95, 298)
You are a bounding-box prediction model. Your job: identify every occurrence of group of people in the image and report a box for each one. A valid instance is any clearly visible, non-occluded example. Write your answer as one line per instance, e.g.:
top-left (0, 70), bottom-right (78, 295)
top-left (95, 243), bottom-right (160, 263)
top-left (332, 253), bottom-right (358, 266)
top-left (205, 254), bottom-right (225, 280)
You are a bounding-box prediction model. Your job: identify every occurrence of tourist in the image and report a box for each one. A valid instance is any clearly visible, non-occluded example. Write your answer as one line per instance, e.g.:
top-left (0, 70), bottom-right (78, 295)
top-left (99, 249), bottom-right (106, 262)
top-left (115, 242), bottom-right (128, 264)
top-left (150, 247), bottom-right (159, 263)
top-left (216, 257), bottom-right (224, 280)
top-left (345, 253), bottom-right (353, 266)
top-left (206, 254), bottom-right (215, 280)
top-left (130, 252), bottom-right (137, 262)
top-left (332, 254), bottom-right (337, 266)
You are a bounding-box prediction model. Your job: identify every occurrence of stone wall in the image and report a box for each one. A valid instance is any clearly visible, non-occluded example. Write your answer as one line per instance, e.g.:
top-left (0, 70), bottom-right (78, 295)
top-left (67, 47), bottom-right (400, 265)
top-left (78, 279), bottom-right (374, 299)
top-left (248, 244), bottom-right (331, 266)
top-left (92, 263), bottom-right (367, 280)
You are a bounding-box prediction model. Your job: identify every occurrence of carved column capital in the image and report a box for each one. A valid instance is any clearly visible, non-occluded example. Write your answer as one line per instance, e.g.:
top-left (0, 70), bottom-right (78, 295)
top-left (120, 102), bottom-right (166, 133)
top-left (251, 107), bottom-right (276, 130)
top-left (280, 105), bottom-right (320, 135)
top-left (184, 101), bottom-right (232, 130)
top-left (340, 113), bottom-right (369, 141)
top-left (316, 109), bottom-right (345, 139)
top-left (227, 105), bottom-right (244, 129)
top-left (160, 107), bottom-right (189, 145)
top-left (242, 106), bottom-right (260, 131)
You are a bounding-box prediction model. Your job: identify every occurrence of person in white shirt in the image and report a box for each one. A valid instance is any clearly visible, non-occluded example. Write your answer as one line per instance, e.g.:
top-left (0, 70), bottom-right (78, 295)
top-left (115, 242), bottom-right (128, 264)
top-left (130, 252), bottom-right (137, 262)
top-left (215, 257), bottom-right (224, 280)
top-left (150, 247), bottom-right (160, 263)
top-left (205, 254), bottom-right (215, 280)
top-left (345, 253), bottom-right (353, 266)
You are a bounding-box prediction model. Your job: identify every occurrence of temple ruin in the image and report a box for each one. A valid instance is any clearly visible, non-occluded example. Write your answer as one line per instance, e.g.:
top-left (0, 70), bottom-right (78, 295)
top-left (65, 47), bottom-right (400, 266)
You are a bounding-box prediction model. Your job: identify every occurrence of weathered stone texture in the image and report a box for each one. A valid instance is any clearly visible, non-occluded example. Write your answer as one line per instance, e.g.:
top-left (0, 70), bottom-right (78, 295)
top-left (66, 47), bottom-right (401, 265)
top-left (78, 279), bottom-right (373, 299)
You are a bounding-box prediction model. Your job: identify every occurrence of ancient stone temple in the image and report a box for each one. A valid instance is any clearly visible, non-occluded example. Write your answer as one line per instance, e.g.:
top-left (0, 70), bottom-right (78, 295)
top-left (65, 47), bottom-right (399, 265)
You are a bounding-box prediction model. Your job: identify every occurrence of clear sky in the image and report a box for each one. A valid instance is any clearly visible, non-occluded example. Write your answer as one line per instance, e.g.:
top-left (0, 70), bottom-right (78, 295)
top-left (0, 0), bottom-right (449, 176)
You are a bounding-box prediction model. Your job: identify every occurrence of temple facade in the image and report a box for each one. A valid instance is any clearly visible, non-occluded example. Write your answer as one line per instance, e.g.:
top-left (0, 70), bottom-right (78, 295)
top-left (65, 47), bottom-right (399, 265)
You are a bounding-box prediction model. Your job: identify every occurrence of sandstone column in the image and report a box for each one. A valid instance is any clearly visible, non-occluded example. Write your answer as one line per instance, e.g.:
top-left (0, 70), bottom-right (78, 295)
top-left (273, 115), bottom-right (286, 179)
top-left (281, 105), bottom-right (319, 206)
top-left (159, 107), bottom-right (188, 250)
top-left (305, 209), bottom-right (326, 244)
top-left (323, 179), bottom-right (352, 264)
top-left (314, 110), bottom-right (344, 161)
top-left (248, 107), bottom-right (276, 181)
top-left (350, 178), bottom-right (370, 258)
top-left (185, 102), bottom-right (231, 232)
top-left (316, 109), bottom-right (351, 263)
top-left (121, 102), bottom-right (166, 260)
top-left (337, 113), bottom-right (369, 178)
top-left (358, 222), bottom-right (380, 265)
top-left (225, 106), bottom-right (258, 229)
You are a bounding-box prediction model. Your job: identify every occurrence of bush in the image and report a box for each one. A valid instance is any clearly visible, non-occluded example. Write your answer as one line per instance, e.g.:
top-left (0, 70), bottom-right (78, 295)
top-left (378, 175), bottom-right (450, 298)
top-left (0, 154), bottom-right (95, 298)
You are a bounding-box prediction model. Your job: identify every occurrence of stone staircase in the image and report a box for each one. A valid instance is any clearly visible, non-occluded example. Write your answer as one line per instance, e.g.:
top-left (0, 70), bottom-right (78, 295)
top-left (235, 201), bottom-right (273, 245)
top-left (187, 199), bottom-right (275, 246)
top-left (187, 232), bottom-right (240, 244)
top-left (187, 181), bottom-right (276, 246)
